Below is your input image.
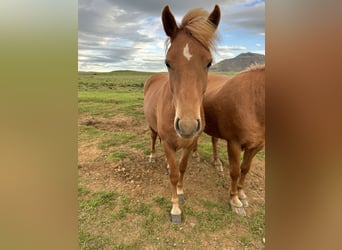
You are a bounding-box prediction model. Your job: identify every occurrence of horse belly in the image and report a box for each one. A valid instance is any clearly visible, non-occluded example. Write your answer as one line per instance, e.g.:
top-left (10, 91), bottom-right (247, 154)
top-left (203, 105), bottom-right (226, 139)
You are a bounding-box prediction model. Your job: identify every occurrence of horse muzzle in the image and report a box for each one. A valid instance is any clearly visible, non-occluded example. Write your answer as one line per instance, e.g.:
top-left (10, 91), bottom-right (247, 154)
top-left (174, 117), bottom-right (201, 139)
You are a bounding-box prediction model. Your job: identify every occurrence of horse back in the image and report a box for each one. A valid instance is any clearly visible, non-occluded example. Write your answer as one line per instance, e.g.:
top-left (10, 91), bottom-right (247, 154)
top-left (206, 74), bottom-right (230, 96)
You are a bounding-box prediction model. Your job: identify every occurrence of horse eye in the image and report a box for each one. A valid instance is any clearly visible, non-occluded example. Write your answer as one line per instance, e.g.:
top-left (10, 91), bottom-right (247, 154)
top-left (207, 61), bottom-right (212, 68)
top-left (165, 61), bottom-right (171, 69)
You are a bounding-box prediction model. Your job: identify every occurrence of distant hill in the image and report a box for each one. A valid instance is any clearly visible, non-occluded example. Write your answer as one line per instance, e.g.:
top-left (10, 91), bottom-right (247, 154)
top-left (78, 70), bottom-right (155, 76)
top-left (210, 52), bottom-right (265, 72)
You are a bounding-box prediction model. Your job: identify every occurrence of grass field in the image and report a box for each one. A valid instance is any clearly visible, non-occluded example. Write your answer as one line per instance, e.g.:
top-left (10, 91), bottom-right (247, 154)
top-left (78, 70), bottom-right (265, 249)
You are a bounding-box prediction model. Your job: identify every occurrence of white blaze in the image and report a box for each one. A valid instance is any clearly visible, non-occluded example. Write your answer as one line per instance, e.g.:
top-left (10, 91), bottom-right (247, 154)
top-left (183, 43), bottom-right (192, 61)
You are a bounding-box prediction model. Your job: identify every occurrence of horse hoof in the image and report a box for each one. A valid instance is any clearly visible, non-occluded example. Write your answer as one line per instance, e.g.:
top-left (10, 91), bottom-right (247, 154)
top-left (231, 205), bottom-right (247, 216)
top-left (164, 167), bottom-right (170, 175)
top-left (171, 214), bottom-right (182, 224)
top-left (238, 190), bottom-right (248, 207)
top-left (240, 198), bottom-right (249, 207)
top-left (178, 194), bottom-right (185, 204)
top-left (148, 154), bottom-right (155, 163)
top-left (230, 197), bottom-right (246, 216)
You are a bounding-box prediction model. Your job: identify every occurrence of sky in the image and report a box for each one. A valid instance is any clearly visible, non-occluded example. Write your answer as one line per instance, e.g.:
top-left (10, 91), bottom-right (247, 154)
top-left (78, 0), bottom-right (265, 72)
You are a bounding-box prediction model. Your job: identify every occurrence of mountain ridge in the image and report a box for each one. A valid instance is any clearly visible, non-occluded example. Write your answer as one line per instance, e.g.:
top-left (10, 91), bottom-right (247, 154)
top-left (210, 52), bottom-right (265, 72)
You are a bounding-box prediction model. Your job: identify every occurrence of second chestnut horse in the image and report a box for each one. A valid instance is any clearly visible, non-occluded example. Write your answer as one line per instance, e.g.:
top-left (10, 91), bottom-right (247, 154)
top-left (201, 64), bottom-right (265, 216)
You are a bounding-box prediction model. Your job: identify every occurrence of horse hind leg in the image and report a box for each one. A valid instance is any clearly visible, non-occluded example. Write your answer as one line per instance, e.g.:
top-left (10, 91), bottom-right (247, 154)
top-left (192, 141), bottom-right (200, 162)
top-left (238, 144), bottom-right (264, 208)
top-left (149, 128), bottom-right (158, 163)
top-left (227, 141), bottom-right (246, 216)
top-left (212, 137), bottom-right (223, 172)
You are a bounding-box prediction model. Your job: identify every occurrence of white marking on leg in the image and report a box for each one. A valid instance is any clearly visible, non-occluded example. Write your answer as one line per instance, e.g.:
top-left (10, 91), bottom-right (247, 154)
top-left (238, 189), bottom-right (247, 200)
top-left (183, 43), bottom-right (192, 61)
top-left (230, 195), bottom-right (243, 207)
top-left (214, 159), bottom-right (223, 172)
top-left (149, 153), bottom-right (154, 163)
top-left (171, 197), bottom-right (182, 215)
top-left (238, 189), bottom-right (249, 207)
top-left (177, 186), bottom-right (184, 196)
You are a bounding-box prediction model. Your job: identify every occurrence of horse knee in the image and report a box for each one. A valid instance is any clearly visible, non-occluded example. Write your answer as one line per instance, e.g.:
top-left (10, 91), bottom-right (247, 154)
top-left (229, 166), bottom-right (241, 180)
top-left (169, 171), bottom-right (180, 185)
top-left (240, 166), bottom-right (250, 175)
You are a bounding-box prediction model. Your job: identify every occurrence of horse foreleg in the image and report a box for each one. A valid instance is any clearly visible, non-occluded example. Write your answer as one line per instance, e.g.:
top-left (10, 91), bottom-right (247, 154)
top-left (177, 146), bottom-right (193, 203)
top-left (163, 142), bottom-right (182, 223)
top-left (149, 128), bottom-right (158, 163)
top-left (238, 144), bottom-right (264, 207)
top-left (227, 141), bottom-right (245, 216)
top-left (212, 137), bottom-right (223, 172)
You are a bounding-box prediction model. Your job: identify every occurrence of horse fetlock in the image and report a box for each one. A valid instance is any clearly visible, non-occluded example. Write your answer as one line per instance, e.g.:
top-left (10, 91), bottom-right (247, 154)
top-left (176, 186), bottom-right (185, 203)
top-left (230, 195), bottom-right (243, 208)
top-left (148, 153), bottom-right (155, 163)
top-left (171, 205), bottom-right (181, 215)
top-left (238, 189), bottom-right (249, 207)
top-left (176, 186), bottom-right (184, 195)
top-left (192, 151), bottom-right (200, 162)
top-left (213, 159), bottom-right (223, 172)
top-left (238, 189), bottom-right (247, 199)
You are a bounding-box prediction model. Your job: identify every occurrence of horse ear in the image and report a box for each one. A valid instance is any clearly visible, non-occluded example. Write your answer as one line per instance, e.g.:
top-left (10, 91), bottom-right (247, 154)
top-left (162, 5), bottom-right (178, 38)
top-left (208, 4), bottom-right (221, 29)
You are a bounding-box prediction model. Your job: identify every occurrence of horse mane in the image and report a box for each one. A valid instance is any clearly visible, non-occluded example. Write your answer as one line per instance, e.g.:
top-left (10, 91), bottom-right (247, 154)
top-left (180, 8), bottom-right (218, 51)
top-left (243, 63), bottom-right (265, 72)
top-left (165, 8), bottom-right (218, 52)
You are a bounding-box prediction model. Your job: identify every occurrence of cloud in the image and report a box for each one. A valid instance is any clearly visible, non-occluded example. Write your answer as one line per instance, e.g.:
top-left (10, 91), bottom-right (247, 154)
top-left (218, 45), bottom-right (248, 50)
top-left (78, 0), bottom-right (164, 71)
top-left (78, 0), bottom-right (265, 71)
top-left (214, 45), bottom-right (248, 61)
top-left (221, 0), bottom-right (265, 34)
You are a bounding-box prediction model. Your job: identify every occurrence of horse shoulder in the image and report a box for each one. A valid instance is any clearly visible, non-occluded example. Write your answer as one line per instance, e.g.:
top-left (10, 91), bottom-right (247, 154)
top-left (144, 73), bottom-right (170, 133)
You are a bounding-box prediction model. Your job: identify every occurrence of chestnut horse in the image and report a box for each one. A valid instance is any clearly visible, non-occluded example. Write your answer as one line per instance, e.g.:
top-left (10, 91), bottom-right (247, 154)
top-left (143, 5), bottom-right (220, 223)
top-left (200, 64), bottom-right (265, 216)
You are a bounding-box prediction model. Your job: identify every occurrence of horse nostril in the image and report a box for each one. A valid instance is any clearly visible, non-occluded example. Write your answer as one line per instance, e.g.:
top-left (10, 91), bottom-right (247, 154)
top-left (196, 119), bottom-right (201, 132)
top-left (175, 117), bottom-right (180, 131)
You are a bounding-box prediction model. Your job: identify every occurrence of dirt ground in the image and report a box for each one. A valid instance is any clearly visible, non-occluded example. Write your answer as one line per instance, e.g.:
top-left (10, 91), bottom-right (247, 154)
top-left (79, 113), bottom-right (264, 200)
top-left (78, 113), bottom-right (265, 248)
